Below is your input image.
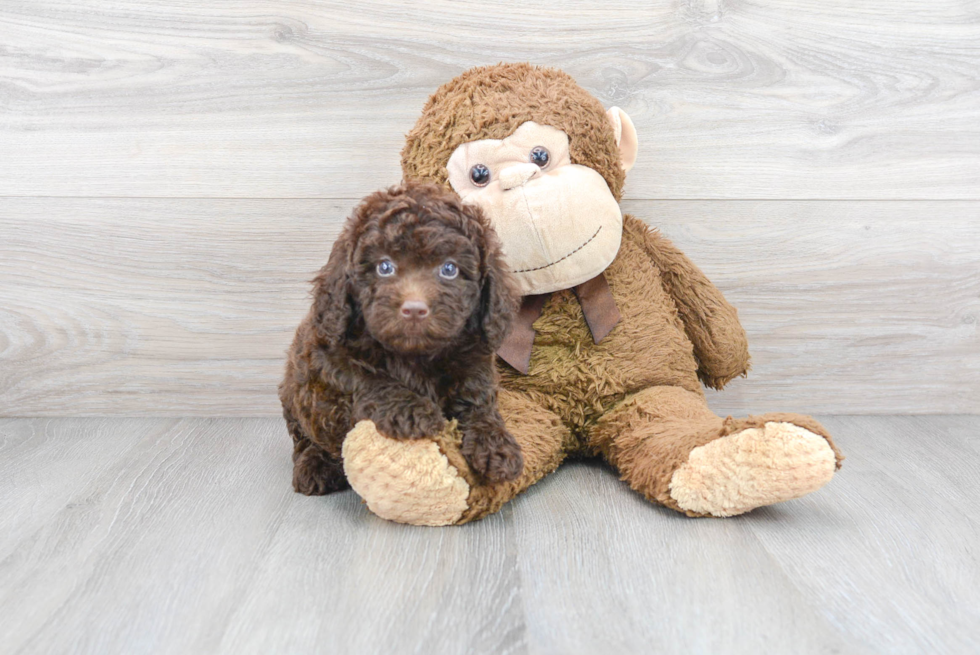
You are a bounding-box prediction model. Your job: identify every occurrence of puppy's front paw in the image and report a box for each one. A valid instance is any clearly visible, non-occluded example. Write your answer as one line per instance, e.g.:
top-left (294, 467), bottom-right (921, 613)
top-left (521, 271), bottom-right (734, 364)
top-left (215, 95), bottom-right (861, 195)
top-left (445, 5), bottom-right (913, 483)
top-left (373, 396), bottom-right (446, 440)
top-left (463, 430), bottom-right (524, 484)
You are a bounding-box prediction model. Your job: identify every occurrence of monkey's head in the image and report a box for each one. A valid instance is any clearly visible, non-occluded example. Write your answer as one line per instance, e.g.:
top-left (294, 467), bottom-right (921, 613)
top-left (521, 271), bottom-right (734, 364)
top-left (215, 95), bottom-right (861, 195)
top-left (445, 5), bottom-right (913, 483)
top-left (401, 63), bottom-right (638, 295)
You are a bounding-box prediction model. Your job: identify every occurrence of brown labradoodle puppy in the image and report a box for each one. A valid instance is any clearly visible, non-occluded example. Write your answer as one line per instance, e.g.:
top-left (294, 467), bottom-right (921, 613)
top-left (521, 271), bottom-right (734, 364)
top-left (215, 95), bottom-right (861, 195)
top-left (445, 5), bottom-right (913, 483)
top-left (279, 181), bottom-right (523, 495)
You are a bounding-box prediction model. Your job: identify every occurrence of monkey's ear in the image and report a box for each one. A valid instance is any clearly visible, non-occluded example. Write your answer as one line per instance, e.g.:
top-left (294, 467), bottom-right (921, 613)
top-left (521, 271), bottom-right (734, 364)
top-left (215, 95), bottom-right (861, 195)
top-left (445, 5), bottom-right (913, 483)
top-left (312, 233), bottom-right (355, 345)
top-left (606, 106), bottom-right (638, 173)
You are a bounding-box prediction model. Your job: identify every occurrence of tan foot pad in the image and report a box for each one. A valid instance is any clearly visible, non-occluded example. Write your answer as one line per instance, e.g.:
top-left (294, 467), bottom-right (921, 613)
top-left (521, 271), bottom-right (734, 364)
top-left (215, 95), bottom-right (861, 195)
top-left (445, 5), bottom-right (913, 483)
top-left (668, 422), bottom-right (837, 517)
top-left (342, 420), bottom-right (469, 526)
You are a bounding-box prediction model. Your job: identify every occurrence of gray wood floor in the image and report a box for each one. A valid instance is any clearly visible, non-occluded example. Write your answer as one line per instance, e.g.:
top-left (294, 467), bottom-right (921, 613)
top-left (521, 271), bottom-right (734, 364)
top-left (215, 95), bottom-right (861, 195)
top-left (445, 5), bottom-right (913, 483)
top-left (2, 415), bottom-right (978, 655)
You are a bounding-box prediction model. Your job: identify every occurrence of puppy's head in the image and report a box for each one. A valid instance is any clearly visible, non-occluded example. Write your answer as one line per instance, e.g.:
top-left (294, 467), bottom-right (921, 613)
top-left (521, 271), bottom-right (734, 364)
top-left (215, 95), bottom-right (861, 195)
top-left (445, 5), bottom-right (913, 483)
top-left (313, 181), bottom-right (518, 356)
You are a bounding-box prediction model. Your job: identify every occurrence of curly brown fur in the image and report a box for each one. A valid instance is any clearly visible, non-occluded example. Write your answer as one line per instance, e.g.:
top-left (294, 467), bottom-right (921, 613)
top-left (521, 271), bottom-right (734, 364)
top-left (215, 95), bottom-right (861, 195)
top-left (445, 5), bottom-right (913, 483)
top-left (279, 181), bottom-right (524, 495)
top-left (401, 63), bottom-right (627, 201)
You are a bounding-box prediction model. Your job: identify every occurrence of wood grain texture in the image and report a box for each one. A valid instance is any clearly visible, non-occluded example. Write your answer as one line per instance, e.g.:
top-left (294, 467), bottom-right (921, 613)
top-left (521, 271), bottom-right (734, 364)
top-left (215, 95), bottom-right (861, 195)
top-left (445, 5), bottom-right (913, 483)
top-left (0, 418), bottom-right (294, 655)
top-left (657, 200), bottom-right (980, 415)
top-left (0, 418), bottom-right (167, 561)
top-left (215, 492), bottom-right (525, 655)
top-left (0, 198), bottom-right (344, 416)
top-left (2, 416), bottom-right (978, 654)
top-left (1, 0), bottom-right (978, 198)
top-left (509, 462), bottom-right (854, 655)
top-left (1, 198), bottom-right (977, 416)
top-left (746, 415), bottom-right (980, 655)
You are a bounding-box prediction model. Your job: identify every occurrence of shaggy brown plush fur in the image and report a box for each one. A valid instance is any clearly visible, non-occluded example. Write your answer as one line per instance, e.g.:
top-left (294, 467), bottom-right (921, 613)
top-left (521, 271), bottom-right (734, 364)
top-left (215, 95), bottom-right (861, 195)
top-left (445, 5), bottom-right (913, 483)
top-left (402, 63), bottom-right (627, 202)
top-left (279, 181), bottom-right (523, 495)
top-left (367, 63), bottom-right (844, 524)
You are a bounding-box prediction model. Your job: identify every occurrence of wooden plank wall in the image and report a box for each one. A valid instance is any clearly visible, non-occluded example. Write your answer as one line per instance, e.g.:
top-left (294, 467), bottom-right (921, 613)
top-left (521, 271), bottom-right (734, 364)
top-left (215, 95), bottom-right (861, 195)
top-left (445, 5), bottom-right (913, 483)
top-left (1, 0), bottom-right (978, 416)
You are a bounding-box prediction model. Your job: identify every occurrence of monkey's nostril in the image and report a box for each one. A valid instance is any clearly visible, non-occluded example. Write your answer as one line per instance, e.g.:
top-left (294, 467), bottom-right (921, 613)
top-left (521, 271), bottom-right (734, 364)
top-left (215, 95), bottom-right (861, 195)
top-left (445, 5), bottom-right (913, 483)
top-left (400, 300), bottom-right (430, 320)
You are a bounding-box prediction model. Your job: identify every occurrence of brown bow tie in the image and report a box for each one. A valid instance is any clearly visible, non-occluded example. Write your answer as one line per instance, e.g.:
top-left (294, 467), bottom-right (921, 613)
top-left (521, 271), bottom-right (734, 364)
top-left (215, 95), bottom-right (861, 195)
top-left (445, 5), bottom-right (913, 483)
top-left (497, 272), bottom-right (621, 374)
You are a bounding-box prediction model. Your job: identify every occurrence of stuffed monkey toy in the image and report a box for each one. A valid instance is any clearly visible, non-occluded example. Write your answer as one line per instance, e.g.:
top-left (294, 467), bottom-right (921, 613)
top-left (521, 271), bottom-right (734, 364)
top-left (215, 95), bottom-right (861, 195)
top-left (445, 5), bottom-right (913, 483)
top-left (340, 63), bottom-right (843, 526)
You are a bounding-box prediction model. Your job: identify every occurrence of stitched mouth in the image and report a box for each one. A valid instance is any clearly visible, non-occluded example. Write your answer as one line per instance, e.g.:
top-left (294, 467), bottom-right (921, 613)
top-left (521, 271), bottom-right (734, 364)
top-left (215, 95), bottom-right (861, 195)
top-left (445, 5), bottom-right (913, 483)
top-left (511, 226), bottom-right (602, 274)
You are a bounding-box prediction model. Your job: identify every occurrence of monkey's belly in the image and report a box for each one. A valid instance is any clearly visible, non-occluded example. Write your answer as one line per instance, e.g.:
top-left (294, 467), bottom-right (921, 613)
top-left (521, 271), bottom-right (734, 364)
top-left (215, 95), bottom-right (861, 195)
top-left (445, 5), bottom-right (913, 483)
top-left (499, 312), bottom-right (701, 429)
top-left (498, 303), bottom-right (702, 441)
top-left (496, 228), bottom-right (703, 434)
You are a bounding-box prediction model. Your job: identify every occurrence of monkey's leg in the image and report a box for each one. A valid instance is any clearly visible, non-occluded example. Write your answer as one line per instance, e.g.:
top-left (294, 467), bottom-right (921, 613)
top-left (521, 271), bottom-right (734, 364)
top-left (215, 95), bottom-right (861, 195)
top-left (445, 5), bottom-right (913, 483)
top-left (342, 389), bottom-right (570, 526)
top-left (589, 386), bottom-right (843, 517)
top-left (285, 406), bottom-right (350, 496)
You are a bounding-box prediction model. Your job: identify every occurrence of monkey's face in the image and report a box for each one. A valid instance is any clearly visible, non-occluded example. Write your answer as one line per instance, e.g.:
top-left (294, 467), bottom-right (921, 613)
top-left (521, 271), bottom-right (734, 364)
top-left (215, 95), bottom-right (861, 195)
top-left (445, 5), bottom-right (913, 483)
top-left (447, 121), bottom-right (623, 295)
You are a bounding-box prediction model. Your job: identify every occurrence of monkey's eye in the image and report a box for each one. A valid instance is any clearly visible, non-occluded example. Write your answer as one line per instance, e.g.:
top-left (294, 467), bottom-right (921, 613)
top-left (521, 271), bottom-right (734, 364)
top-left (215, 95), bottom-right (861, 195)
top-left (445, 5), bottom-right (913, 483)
top-left (529, 146), bottom-right (550, 167)
top-left (376, 259), bottom-right (396, 277)
top-left (469, 164), bottom-right (491, 187)
top-left (439, 261), bottom-right (459, 280)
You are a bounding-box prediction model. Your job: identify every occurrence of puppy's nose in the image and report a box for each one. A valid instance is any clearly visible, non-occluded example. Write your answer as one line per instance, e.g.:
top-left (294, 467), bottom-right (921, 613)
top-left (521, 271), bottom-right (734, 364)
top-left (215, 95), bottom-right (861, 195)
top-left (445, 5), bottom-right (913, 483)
top-left (499, 163), bottom-right (539, 191)
top-left (400, 300), bottom-right (430, 321)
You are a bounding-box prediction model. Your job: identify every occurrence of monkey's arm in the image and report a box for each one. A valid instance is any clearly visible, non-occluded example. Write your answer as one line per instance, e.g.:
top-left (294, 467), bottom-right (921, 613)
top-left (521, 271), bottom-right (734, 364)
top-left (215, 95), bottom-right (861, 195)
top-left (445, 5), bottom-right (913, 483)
top-left (624, 215), bottom-right (750, 389)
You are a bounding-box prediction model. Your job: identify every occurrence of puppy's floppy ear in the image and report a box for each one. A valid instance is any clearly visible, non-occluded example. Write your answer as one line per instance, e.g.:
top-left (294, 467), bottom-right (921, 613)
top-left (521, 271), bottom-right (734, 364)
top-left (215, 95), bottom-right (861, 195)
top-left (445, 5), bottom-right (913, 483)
top-left (312, 229), bottom-right (355, 345)
top-left (476, 217), bottom-right (519, 350)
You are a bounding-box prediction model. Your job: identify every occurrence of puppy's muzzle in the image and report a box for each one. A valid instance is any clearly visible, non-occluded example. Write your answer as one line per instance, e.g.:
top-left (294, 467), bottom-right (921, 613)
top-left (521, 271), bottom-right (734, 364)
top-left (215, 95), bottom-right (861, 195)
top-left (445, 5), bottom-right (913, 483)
top-left (400, 300), bottom-right (430, 321)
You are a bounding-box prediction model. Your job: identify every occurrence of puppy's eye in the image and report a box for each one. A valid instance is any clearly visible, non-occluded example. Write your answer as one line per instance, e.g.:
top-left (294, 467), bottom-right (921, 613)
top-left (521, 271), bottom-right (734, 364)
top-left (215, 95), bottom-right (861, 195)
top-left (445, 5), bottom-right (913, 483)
top-left (469, 164), bottom-right (490, 187)
top-left (439, 261), bottom-right (459, 280)
top-left (530, 146), bottom-right (550, 168)
top-left (376, 259), bottom-right (396, 277)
